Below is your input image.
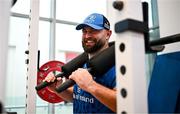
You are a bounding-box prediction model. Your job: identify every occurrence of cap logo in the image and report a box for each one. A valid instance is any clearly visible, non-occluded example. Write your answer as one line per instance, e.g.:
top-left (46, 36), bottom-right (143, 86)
top-left (85, 15), bottom-right (96, 24)
top-left (104, 21), bottom-right (110, 29)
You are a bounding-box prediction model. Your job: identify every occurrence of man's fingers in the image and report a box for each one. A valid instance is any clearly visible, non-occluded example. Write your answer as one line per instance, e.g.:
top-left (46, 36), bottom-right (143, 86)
top-left (56, 77), bottom-right (63, 81)
top-left (43, 72), bottom-right (56, 82)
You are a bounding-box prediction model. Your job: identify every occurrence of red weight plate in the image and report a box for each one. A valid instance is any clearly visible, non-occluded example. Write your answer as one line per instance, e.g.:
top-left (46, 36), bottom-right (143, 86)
top-left (37, 60), bottom-right (64, 103)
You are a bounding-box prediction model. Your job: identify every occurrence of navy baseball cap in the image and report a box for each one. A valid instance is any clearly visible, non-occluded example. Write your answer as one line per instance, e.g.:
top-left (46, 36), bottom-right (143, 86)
top-left (76, 13), bottom-right (110, 30)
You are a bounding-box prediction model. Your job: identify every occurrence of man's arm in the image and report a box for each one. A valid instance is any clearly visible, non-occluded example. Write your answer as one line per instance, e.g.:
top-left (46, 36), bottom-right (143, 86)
top-left (87, 82), bottom-right (116, 112)
top-left (69, 68), bottom-right (116, 112)
top-left (54, 87), bottom-right (73, 102)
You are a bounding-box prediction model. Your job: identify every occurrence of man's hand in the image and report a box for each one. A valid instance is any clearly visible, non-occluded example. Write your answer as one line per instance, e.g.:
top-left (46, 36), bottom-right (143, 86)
top-left (69, 68), bottom-right (94, 92)
top-left (43, 72), bottom-right (63, 93)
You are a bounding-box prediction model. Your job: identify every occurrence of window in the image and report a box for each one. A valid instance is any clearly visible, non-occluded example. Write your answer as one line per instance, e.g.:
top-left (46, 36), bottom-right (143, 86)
top-left (5, 17), bottom-right (29, 113)
top-left (56, 0), bottom-right (107, 23)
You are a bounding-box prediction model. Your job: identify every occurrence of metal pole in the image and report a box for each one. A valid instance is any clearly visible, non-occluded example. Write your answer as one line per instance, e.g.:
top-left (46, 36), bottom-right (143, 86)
top-left (25, 0), bottom-right (40, 114)
top-left (112, 0), bottom-right (148, 113)
top-left (150, 33), bottom-right (180, 46)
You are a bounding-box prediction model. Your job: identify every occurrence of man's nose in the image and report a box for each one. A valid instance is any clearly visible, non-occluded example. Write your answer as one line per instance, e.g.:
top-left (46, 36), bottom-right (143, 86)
top-left (84, 32), bottom-right (92, 38)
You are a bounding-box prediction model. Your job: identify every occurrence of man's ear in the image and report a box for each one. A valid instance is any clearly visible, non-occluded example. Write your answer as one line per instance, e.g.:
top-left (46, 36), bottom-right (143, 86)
top-left (106, 30), bottom-right (112, 40)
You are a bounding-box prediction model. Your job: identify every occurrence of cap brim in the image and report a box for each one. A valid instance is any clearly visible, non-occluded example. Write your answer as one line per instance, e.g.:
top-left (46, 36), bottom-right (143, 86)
top-left (76, 23), bottom-right (104, 30)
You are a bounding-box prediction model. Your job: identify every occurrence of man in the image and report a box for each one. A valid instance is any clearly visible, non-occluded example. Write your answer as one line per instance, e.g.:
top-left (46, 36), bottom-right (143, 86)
top-left (45, 13), bottom-right (116, 113)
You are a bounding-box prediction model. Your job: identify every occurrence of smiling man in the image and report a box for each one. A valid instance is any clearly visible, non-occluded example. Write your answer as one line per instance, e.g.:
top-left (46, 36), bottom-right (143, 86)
top-left (45, 13), bottom-right (116, 113)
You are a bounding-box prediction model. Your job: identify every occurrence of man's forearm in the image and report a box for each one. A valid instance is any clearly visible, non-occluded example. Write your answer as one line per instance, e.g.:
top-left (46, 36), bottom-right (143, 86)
top-left (55, 87), bottom-right (73, 102)
top-left (87, 81), bottom-right (116, 112)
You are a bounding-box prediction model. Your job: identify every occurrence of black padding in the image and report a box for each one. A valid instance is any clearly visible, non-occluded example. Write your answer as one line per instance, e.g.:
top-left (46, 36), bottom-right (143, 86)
top-left (88, 43), bottom-right (115, 76)
top-left (61, 52), bottom-right (88, 76)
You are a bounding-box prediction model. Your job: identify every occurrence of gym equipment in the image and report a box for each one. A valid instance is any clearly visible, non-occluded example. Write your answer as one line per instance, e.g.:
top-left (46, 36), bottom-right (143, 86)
top-left (113, 0), bottom-right (148, 113)
top-left (36, 42), bottom-right (115, 102)
top-left (35, 52), bottom-right (88, 91)
top-left (142, 1), bottom-right (180, 113)
top-left (36, 42), bottom-right (115, 95)
top-left (36, 60), bottom-right (64, 103)
top-left (142, 2), bottom-right (164, 53)
top-left (150, 33), bottom-right (180, 47)
top-left (55, 43), bottom-right (115, 93)
top-left (25, 0), bottom-right (40, 113)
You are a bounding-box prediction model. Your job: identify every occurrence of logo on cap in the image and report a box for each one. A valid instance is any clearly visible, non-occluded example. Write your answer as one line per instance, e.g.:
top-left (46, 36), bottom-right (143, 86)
top-left (85, 15), bottom-right (96, 24)
top-left (104, 21), bottom-right (110, 30)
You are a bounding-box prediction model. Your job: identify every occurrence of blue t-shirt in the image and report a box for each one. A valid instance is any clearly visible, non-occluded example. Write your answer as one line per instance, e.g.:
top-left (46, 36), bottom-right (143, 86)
top-left (73, 65), bottom-right (116, 114)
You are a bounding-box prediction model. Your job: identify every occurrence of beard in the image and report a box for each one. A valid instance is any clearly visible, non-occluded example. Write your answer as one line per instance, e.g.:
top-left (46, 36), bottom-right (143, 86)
top-left (82, 38), bottom-right (105, 53)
